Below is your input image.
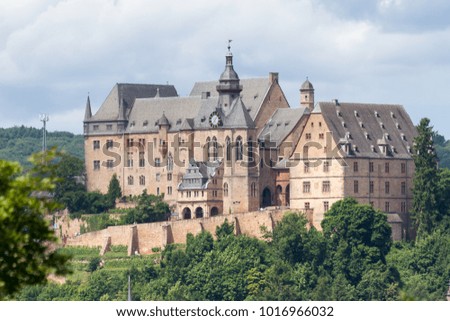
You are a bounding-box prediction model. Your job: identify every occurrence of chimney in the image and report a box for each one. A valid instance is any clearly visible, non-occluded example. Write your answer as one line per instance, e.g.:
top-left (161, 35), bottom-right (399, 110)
top-left (269, 72), bottom-right (279, 84)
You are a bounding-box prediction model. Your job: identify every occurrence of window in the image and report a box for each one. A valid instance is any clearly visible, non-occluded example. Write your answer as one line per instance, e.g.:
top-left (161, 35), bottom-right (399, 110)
top-left (106, 159), bottom-right (114, 169)
top-left (353, 161), bottom-right (358, 172)
top-left (157, 187), bottom-right (160, 196)
top-left (385, 162), bottom-right (390, 173)
top-left (167, 186), bottom-right (172, 195)
top-left (127, 152), bottom-right (133, 167)
top-left (303, 181), bottom-right (311, 193)
top-left (305, 202), bottom-right (310, 210)
top-left (370, 201), bottom-right (374, 207)
top-left (226, 137), bottom-right (231, 161)
top-left (319, 133), bottom-right (324, 139)
top-left (401, 182), bottom-right (406, 195)
top-left (126, 138), bottom-right (134, 148)
top-left (385, 202), bottom-right (390, 212)
top-left (93, 140), bottom-right (100, 150)
top-left (139, 175), bottom-right (145, 186)
top-left (354, 180), bottom-right (359, 194)
top-left (322, 180), bottom-right (330, 193)
top-left (106, 140), bottom-right (113, 149)
top-left (369, 181), bottom-right (374, 194)
top-left (323, 161), bottom-right (330, 172)
top-left (251, 183), bottom-right (257, 197)
top-left (248, 138), bottom-right (254, 163)
top-left (138, 138), bottom-right (146, 147)
top-left (385, 181), bottom-right (390, 194)
top-left (139, 152), bottom-right (145, 167)
top-left (156, 173), bottom-right (161, 182)
top-left (93, 160), bottom-right (100, 171)
top-left (236, 136), bottom-right (243, 161)
top-left (401, 163), bottom-right (406, 174)
top-left (155, 158), bottom-right (161, 167)
top-left (224, 183), bottom-right (229, 197)
top-left (304, 162), bottom-right (310, 173)
top-left (93, 125), bottom-right (99, 131)
top-left (128, 175), bottom-right (134, 185)
top-left (369, 162), bottom-right (374, 173)
top-left (306, 133), bottom-right (312, 140)
top-left (106, 124), bottom-right (113, 130)
top-left (324, 201), bottom-right (329, 212)
top-left (167, 173), bottom-right (172, 181)
top-left (401, 202), bottom-right (406, 213)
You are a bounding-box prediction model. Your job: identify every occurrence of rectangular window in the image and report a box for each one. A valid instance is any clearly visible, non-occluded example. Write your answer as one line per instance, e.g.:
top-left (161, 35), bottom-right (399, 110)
top-left (167, 173), bottom-right (172, 181)
top-left (93, 160), bottom-right (100, 171)
top-left (305, 202), bottom-right (310, 210)
top-left (127, 152), bottom-right (133, 167)
top-left (369, 162), bottom-right (374, 173)
top-left (93, 124), bottom-right (99, 131)
top-left (305, 133), bottom-right (312, 140)
top-left (324, 201), bottom-right (329, 212)
top-left (106, 140), bottom-right (113, 149)
top-left (106, 159), bottom-right (114, 169)
top-left (385, 162), bottom-right (390, 173)
top-left (303, 181), bottom-right (311, 193)
top-left (156, 173), bottom-right (161, 182)
top-left (353, 161), bottom-right (358, 172)
top-left (93, 140), bottom-right (100, 150)
top-left (323, 161), bottom-right (330, 172)
top-left (106, 124), bottom-right (113, 130)
top-left (304, 162), bottom-right (309, 173)
top-left (385, 181), bottom-right (390, 194)
top-left (155, 158), bottom-right (161, 167)
top-left (401, 182), bottom-right (406, 195)
top-left (354, 180), bottom-right (359, 194)
top-left (139, 152), bottom-right (145, 167)
top-left (401, 201), bottom-right (406, 213)
top-left (385, 202), bottom-right (390, 212)
top-left (322, 180), bottom-right (330, 193)
top-left (401, 163), bottom-right (406, 174)
top-left (139, 175), bottom-right (145, 186)
top-left (319, 133), bottom-right (324, 139)
top-left (369, 181), bottom-right (374, 194)
top-left (168, 186), bottom-right (172, 195)
top-left (126, 138), bottom-right (134, 148)
top-left (157, 187), bottom-right (160, 196)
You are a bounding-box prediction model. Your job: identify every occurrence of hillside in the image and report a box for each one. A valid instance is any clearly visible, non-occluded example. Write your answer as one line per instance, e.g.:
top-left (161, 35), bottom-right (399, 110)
top-left (0, 126), bottom-right (84, 166)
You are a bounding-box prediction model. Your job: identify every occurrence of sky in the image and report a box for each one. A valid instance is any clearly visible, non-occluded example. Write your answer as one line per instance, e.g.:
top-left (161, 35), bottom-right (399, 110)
top-left (1, 0), bottom-right (450, 137)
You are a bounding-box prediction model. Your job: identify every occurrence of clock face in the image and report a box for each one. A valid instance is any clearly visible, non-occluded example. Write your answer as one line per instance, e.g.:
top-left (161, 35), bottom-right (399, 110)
top-left (209, 112), bottom-right (222, 128)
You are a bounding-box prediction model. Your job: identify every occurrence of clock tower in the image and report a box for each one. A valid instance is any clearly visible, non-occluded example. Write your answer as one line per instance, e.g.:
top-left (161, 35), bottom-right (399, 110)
top-left (216, 41), bottom-right (242, 112)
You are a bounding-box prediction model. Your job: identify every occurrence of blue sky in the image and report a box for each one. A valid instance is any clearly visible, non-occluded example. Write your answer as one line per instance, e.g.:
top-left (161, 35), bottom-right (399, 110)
top-left (1, 0), bottom-right (450, 137)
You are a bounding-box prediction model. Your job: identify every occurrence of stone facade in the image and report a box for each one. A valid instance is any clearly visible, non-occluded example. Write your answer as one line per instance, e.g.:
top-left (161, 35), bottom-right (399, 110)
top-left (84, 49), bottom-right (417, 240)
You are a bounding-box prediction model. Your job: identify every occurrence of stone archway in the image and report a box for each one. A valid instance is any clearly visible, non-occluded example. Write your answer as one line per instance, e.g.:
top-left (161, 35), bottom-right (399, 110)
top-left (183, 207), bottom-right (191, 219)
top-left (261, 187), bottom-right (272, 208)
top-left (195, 207), bottom-right (204, 218)
top-left (210, 207), bottom-right (219, 216)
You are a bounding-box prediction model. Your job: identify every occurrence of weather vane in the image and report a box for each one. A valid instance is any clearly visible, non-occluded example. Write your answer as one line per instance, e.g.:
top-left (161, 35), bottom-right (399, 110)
top-left (228, 39), bottom-right (232, 52)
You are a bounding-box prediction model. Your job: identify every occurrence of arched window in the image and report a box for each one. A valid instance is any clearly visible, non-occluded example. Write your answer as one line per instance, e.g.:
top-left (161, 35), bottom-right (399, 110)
top-left (223, 183), bottom-right (229, 197)
top-left (225, 136), bottom-right (231, 161)
top-left (212, 136), bottom-right (218, 161)
top-left (236, 136), bottom-right (243, 161)
top-left (248, 137), bottom-right (253, 163)
top-left (128, 175), bottom-right (134, 185)
top-left (139, 175), bottom-right (145, 186)
top-left (205, 137), bottom-right (211, 161)
top-left (167, 153), bottom-right (173, 172)
top-left (251, 182), bottom-right (257, 197)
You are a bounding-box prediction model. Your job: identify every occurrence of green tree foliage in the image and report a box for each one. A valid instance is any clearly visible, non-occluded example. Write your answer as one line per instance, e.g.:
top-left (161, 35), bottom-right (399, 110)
top-left (0, 151), bottom-right (70, 298)
top-left (412, 118), bottom-right (442, 238)
top-left (433, 131), bottom-right (450, 169)
top-left (107, 173), bottom-right (122, 206)
top-left (122, 190), bottom-right (169, 224)
top-left (0, 126), bottom-right (84, 167)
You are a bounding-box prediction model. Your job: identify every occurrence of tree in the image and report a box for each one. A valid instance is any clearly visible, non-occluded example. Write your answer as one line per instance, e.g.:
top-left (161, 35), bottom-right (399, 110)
top-left (321, 198), bottom-right (393, 285)
top-left (412, 118), bottom-right (441, 238)
top-left (122, 190), bottom-right (169, 224)
top-left (107, 174), bottom-right (122, 207)
top-left (0, 152), bottom-right (70, 298)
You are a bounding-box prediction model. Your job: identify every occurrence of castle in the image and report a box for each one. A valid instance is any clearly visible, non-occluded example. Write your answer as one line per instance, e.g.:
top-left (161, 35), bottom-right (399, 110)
top-left (84, 46), bottom-right (417, 240)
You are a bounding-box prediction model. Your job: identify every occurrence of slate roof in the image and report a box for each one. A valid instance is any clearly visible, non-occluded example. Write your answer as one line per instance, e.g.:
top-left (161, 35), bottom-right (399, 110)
top-left (89, 83), bottom-right (178, 122)
top-left (190, 77), bottom-right (272, 120)
top-left (259, 107), bottom-right (308, 147)
top-left (315, 101), bottom-right (417, 159)
top-left (126, 96), bottom-right (202, 134)
top-left (178, 160), bottom-right (221, 190)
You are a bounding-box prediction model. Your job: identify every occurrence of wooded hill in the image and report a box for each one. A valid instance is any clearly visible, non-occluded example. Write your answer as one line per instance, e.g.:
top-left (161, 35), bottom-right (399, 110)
top-left (0, 126), bottom-right (84, 166)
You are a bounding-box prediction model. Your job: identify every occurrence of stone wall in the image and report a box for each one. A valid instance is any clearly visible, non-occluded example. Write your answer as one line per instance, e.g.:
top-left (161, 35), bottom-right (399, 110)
top-left (65, 210), bottom-right (286, 255)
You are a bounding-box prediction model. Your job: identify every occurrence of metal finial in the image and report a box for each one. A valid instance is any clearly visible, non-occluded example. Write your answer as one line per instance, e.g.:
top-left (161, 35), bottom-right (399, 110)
top-left (228, 39), bottom-right (232, 52)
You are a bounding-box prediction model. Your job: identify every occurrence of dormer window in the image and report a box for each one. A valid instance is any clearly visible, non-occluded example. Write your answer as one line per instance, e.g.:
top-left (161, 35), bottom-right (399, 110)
top-left (143, 120), bottom-right (148, 127)
top-left (396, 123), bottom-right (401, 130)
top-left (342, 121), bottom-right (347, 128)
top-left (401, 133), bottom-right (407, 141)
top-left (380, 122), bottom-right (385, 129)
top-left (354, 110), bottom-right (359, 117)
top-left (391, 112), bottom-right (396, 119)
top-left (375, 111), bottom-right (380, 118)
top-left (365, 132), bottom-right (371, 140)
top-left (359, 121), bottom-right (364, 128)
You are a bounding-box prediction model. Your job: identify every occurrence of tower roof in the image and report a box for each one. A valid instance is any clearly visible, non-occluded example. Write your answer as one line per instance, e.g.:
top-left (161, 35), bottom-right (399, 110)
top-left (158, 112), bottom-right (170, 126)
top-left (301, 78), bottom-right (314, 90)
top-left (84, 96), bottom-right (92, 120)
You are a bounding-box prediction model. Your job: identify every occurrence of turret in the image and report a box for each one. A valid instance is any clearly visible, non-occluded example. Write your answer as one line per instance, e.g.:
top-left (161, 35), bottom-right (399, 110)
top-left (216, 41), bottom-right (242, 111)
top-left (300, 77), bottom-right (314, 111)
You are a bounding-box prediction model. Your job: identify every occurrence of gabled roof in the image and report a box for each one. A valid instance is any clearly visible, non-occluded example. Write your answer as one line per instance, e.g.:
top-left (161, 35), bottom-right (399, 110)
top-left (90, 83), bottom-right (178, 121)
top-left (126, 96), bottom-right (202, 133)
top-left (190, 77), bottom-right (272, 120)
top-left (259, 107), bottom-right (308, 147)
top-left (318, 101), bottom-right (417, 159)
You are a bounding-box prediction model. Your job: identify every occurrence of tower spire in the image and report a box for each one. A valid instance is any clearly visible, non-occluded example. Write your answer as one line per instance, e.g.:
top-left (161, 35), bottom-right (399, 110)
top-left (84, 95), bottom-right (92, 120)
top-left (216, 40), bottom-right (242, 110)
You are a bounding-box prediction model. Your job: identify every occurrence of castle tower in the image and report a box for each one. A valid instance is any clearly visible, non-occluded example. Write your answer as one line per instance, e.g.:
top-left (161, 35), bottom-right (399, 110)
top-left (300, 77), bottom-right (314, 111)
top-left (216, 41), bottom-right (243, 111)
top-left (83, 95), bottom-right (92, 134)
